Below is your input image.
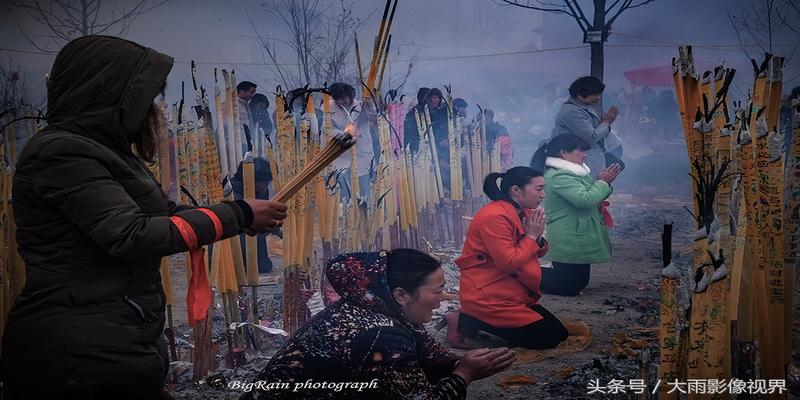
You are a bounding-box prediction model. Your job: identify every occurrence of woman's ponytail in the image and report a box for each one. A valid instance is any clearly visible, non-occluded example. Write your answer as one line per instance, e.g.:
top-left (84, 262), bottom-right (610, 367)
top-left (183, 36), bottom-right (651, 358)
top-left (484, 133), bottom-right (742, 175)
top-left (530, 143), bottom-right (548, 172)
top-left (483, 172), bottom-right (504, 200)
top-left (482, 166), bottom-right (543, 205)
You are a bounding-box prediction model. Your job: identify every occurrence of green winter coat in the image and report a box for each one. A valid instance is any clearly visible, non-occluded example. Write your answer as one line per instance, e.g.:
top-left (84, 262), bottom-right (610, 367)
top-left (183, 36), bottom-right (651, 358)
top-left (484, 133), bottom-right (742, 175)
top-left (543, 157), bottom-right (613, 264)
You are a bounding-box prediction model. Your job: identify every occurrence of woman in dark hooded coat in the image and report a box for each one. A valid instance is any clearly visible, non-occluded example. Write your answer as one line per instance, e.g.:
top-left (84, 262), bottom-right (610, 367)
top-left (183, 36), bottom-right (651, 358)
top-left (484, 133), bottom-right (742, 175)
top-left (0, 35), bottom-right (287, 399)
top-left (243, 249), bottom-right (516, 399)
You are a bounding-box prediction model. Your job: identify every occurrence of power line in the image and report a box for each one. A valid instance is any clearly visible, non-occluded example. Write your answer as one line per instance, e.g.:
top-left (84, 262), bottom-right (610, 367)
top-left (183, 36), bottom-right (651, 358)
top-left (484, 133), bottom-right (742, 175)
top-left (612, 31), bottom-right (798, 48)
top-left (3, 38), bottom-right (797, 74)
top-left (606, 44), bottom-right (750, 54)
top-left (178, 45), bottom-right (590, 65)
top-left (0, 48), bottom-right (55, 56)
top-left (4, 37), bottom-right (794, 67)
top-left (0, 44), bottom-right (590, 64)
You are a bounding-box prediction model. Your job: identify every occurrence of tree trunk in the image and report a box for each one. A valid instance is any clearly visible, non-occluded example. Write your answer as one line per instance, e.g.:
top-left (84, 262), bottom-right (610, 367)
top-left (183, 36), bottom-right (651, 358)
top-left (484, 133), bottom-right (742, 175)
top-left (590, 41), bottom-right (604, 81)
top-left (591, 0), bottom-right (606, 82)
top-left (81, 0), bottom-right (89, 35)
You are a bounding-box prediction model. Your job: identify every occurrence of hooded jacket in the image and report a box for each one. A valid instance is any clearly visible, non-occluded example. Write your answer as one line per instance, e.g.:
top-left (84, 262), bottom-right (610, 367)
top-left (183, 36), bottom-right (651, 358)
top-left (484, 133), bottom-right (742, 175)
top-left (244, 252), bottom-right (466, 400)
top-left (1, 36), bottom-right (251, 399)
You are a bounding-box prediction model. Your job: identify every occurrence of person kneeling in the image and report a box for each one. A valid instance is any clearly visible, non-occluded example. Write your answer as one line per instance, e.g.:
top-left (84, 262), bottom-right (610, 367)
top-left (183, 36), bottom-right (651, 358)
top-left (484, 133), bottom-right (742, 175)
top-left (244, 249), bottom-right (515, 400)
top-left (446, 167), bottom-right (568, 350)
top-left (530, 134), bottom-right (621, 296)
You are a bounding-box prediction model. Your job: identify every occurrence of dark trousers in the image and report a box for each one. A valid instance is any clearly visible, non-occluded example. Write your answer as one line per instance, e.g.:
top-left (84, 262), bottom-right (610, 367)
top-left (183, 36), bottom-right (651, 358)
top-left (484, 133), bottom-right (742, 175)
top-left (233, 187), bottom-right (273, 274)
top-left (238, 232), bottom-right (273, 273)
top-left (540, 262), bottom-right (591, 296)
top-left (458, 305), bottom-right (568, 350)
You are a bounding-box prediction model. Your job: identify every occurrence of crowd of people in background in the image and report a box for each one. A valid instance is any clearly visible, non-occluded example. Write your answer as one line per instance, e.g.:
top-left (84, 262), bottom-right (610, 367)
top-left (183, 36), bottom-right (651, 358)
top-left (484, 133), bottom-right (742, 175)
top-left (200, 74), bottom-right (628, 398)
top-left (241, 75), bottom-right (626, 400)
top-left (235, 80), bottom-right (517, 205)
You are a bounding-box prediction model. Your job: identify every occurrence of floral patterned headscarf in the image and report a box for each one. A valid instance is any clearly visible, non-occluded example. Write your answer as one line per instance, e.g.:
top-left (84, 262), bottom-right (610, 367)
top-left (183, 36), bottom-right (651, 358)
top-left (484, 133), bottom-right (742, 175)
top-left (325, 251), bottom-right (400, 317)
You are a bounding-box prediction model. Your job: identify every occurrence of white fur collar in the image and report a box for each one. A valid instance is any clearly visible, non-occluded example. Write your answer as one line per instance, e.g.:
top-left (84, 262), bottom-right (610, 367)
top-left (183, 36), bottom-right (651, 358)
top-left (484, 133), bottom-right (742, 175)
top-left (545, 157), bottom-right (591, 176)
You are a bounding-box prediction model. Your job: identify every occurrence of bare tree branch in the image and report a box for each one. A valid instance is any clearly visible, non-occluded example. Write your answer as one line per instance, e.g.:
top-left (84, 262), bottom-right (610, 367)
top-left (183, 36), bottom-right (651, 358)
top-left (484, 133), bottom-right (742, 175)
top-left (92, 0), bottom-right (159, 35)
top-left (0, 57), bottom-right (44, 118)
top-left (788, 0), bottom-right (800, 13)
top-left (500, 0), bottom-right (655, 81)
top-left (729, 0), bottom-right (795, 63)
top-left (496, 0), bottom-right (574, 17)
top-left (17, 23), bottom-right (64, 52)
top-left (778, 14), bottom-right (800, 36)
top-left (249, 13), bottom-right (297, 90)
top-left (728, 12), bottom-right (755, 61)
top-left (778, 0), bottom-right (800, 36)
top-left (563, 0), bottom-right (589, 32)
top-left (89, 1), bottom-right (104, 29)
top-left (498, 0), bottom-right (654, 34)
top-left (386, 47), bottom-right (418, 95)
top-left (605, 0), bottom-right (624, 14)
top-left (252, 0), bottom-right (375, 90)
top-left (569, 0), bottom-right (592, 27)
top-left (625, 0), bottom-right (657, 10)
top-left (606, 0), bottom-right (653, 29)
top-left (10, 0), bottom-right (168, 53)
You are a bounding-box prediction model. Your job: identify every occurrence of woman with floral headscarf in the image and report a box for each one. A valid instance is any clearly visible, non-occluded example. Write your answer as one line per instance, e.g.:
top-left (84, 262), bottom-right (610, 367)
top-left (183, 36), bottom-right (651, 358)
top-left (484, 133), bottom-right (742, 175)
top-left (244, 249), bottom-right (515, 400)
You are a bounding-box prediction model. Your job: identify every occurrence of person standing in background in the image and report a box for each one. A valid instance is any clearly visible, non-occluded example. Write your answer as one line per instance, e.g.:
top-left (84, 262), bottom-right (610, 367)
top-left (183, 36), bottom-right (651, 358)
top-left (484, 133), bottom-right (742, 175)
top-left (551, 76), bottom-right (619, 174)
top-left (248, 93), bottom-right (274, 140)
top-left (236, 81), bottom-right (258, 155)
top-left (236, 81), bottom-right (257, 104)
top-left (426, 88), bottom-right (452, 192)
top-left (404, 87), bottom-right (430, 154)
top-left (248, 93), bottom-right (274, 158)
top-left (231, 157), bottom-right (275, 273)
top-left (329, 82), bottom-right (377, 204)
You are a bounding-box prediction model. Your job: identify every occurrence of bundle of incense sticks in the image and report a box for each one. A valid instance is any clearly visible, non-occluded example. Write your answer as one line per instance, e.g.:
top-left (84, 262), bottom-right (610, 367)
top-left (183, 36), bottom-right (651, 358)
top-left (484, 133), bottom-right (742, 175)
top-left (273, 133), bottom-right (355, 203)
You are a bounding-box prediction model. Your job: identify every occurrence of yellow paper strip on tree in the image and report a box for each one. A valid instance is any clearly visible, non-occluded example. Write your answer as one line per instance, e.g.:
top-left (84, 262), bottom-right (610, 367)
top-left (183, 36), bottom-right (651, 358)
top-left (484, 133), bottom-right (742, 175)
top-left (753, 104), bottom-right (780, 385)
top-left (658, 276), bottom-right (681, 400)
top-left (686, 235), bottom-right (711, 396)
top-left (784, 97), bottom-right (800, 366)
top-left (728, 108), bottom-right (747, 323)
top-left (175, 118), bottom-right (188, 204)
top-left (739, 122), bottom-right (758, 341)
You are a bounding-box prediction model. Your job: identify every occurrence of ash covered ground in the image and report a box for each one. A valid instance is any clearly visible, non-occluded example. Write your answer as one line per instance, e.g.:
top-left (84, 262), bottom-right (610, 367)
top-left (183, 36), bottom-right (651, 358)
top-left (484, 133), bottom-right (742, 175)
top-left (166, 180), bottom-right (800, 400)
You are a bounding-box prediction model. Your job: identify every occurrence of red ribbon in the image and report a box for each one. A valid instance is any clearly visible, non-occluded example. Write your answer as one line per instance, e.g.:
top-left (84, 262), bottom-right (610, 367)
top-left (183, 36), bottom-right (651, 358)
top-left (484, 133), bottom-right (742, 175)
top-left (170, 209), bottom-right (222, 326)
top-left (599, 201), bottom-right (614, 229)
top-left (197, 208), bottom-right (224, 242)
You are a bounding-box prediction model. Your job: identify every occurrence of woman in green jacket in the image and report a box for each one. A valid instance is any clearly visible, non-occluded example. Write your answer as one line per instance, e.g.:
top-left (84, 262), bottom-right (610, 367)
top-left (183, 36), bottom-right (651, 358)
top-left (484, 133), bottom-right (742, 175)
top-left (530, 134), bottom-right (621, 296)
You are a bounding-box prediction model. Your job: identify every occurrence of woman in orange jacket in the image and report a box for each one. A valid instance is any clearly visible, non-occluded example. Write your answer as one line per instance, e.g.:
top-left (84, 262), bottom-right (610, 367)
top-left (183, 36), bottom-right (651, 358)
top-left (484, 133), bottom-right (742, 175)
top-left (445, 167), bottom-right (568, 350)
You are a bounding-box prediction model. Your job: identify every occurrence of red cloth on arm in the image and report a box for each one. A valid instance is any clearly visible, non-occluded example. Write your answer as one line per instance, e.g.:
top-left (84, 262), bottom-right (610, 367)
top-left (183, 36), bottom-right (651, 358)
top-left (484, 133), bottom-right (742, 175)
top-left (170, 208), bottom-right (223, 326)
top-left (599, 201), bottom-right (614, 229)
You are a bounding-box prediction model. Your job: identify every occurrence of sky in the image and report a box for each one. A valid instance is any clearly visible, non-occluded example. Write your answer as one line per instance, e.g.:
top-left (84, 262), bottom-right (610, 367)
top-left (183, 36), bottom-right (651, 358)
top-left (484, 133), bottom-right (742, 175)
top-left (2, 0), bottom-right (797, 101)
top-left (1, 0), bottom-right (798, 162)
